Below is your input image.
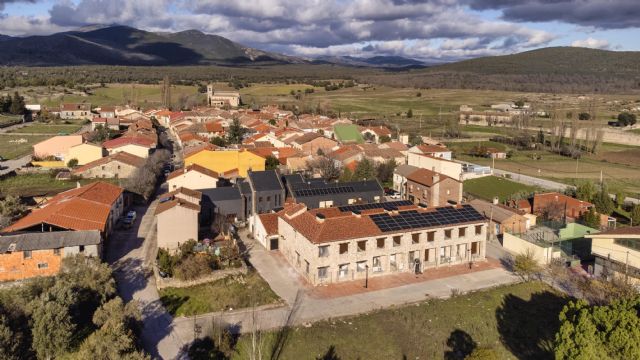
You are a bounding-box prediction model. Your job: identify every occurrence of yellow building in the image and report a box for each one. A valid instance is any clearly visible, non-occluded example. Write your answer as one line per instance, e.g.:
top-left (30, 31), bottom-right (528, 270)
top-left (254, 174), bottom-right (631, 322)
top-left (67, 143), bottom-right (105, 165)
top-left (184, 149), bottom-right (265, 177)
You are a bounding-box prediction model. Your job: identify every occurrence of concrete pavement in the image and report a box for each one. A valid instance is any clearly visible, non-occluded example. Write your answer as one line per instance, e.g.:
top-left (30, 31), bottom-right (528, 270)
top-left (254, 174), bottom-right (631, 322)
top-left (0, 154), bottom-right (31, 176)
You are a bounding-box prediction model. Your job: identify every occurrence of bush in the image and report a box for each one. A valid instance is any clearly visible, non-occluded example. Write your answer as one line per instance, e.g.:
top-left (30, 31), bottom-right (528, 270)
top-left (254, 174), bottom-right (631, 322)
top-left (513, 249), bottom-right (540, 281)
top-left (66, 158), bottom-right (78, 168)
top-left (174, 255), bottom-right (213, 281)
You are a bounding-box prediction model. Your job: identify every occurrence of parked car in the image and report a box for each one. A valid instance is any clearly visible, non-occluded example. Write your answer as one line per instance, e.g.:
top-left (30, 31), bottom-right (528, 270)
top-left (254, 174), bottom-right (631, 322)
top-left (122, 211), bottom-right (137, 228)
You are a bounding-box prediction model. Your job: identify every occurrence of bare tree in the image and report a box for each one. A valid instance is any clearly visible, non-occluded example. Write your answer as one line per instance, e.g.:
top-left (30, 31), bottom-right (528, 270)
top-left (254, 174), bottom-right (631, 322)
top-left (306, 156), bottom-right (342, 180)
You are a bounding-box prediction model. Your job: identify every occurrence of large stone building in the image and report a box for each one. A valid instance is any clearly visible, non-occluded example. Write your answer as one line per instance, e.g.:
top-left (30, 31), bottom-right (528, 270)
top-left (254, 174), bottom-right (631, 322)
top-left (207, 85), bottom-right (240, 107)
top-left (59, 103), bottom-right (92, 120)
top-left (256, 201), bottom-right (487, 285)
top-left (72, 152), bottom-right (145, 179)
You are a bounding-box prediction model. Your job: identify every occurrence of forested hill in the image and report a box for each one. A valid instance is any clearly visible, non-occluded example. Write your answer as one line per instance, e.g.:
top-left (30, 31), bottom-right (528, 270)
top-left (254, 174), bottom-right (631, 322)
top-left (361, 47), bottom-right (640, 93)
top-left (0, 25), bottom-right (305, 66)
top-left (430, 47), bottom-right (640, 76)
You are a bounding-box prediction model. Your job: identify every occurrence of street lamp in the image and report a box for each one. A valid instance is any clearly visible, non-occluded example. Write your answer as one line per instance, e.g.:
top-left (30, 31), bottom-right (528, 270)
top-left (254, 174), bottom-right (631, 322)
top-left (364, 264), bottom-right (369, 289)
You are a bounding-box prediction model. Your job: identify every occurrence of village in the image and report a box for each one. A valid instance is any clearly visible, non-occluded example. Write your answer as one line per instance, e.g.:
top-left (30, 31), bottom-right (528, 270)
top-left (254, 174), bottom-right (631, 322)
top-left (0, 85), bottom-right (639, 359)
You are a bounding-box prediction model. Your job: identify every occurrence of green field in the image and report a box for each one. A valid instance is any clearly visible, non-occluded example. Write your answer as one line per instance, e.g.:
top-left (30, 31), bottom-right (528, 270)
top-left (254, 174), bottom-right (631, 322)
top-left (0, 134), bottom-right (49, 159)
top-left (36, 83), bottom-right (205, 108)
top-left (9, 123), bottom-right (82, 134)
top-left (225, 282), bottom-right (566, 360)
top-left (0, 114), bottom-right (22, 127)
top-left (464, 176), bottom-right (539, 202)
top-left (0, 174), bottom-right (122, 197)
top-left (159, 271), bottom-right (281, 317)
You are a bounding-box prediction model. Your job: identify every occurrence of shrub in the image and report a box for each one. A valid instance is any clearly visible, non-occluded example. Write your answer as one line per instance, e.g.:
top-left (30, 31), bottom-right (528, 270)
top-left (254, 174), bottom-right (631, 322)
top-left (513, 249), bottom-right (540, 281)
top-left (174, 255), bottom-right (213, 281)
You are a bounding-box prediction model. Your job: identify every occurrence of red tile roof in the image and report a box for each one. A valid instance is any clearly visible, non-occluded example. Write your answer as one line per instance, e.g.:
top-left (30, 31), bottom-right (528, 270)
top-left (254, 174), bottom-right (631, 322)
top-left (258, 213), bottom-right (279, 236)
top-left (73, 152), bottom-right (145, 174)
top-left (406, 168), bottom-right (455, 187)
top-left (2, 182), bottom-right (123, 233)
top-left (416, 144), bottom-right (450, 153)
top-left (588, 226), bottom-right (640, 236)
top-left (102, 136), bottom-right (155, 149)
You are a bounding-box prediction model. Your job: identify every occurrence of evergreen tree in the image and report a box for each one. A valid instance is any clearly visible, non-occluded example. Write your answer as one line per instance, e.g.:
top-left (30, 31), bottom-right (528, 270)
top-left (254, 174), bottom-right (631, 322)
top-left (593, 184), bottom-right (615, 215)
top-left (265, 155), bottom-right (280, 170)
top-left (555, 297), bottom-right (640, 360)
top-left (226, 118), bottom-right (245, 144)
top-left (580, 208), bottom-right (600, 229)
top-left (575, 180), bottom-right (596, 202)
top-left (353, 158), bottom-right (376, 181)
top-left (630, 205), bottom-right (640, 226)
top-left (9, 91), bottom-right (25, 115)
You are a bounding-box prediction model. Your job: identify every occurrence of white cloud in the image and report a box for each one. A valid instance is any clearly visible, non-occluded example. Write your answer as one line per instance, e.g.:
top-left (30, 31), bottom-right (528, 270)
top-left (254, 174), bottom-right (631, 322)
top-left (571, 37), bottom-right (610, 49)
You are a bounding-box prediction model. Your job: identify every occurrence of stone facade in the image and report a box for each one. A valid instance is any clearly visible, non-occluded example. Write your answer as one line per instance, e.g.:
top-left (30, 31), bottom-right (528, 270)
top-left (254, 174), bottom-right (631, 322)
top-left (277, 217), bottom-right (487, 286)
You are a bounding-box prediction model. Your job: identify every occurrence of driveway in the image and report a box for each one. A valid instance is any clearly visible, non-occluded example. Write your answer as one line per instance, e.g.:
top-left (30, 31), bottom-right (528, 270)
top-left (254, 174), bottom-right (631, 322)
top-left (0, 154), bottom-right (31, 176)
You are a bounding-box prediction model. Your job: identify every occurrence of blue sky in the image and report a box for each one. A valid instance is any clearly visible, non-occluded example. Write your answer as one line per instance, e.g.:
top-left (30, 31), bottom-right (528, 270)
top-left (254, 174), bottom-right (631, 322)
top-left (1, 0), bottom-right (639, 62)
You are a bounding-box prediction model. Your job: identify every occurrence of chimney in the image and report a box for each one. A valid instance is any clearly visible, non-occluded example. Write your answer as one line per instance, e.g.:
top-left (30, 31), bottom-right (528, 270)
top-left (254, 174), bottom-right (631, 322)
top-left (351, 210), bottom-right (361, 218)
top-left (493, 196), bottom-right (499, 205)
top-left (76, 181), bottom-right (81, 189)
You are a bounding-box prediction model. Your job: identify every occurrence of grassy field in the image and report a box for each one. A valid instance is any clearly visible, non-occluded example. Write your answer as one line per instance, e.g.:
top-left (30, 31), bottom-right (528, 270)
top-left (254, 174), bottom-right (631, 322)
top-left (159, 271), bottom-right (281, 317)
top-left (0, 134), bottom-right (50, 159)
top-left (227, 282), bottom-right (567, 360)
top-left (0, 174), bottom-right (122, 197)
top-left (9, 123), bottom-right (82, 134)
top-left (33, 83), bottom-right (205, 108)
top-left (448, 139), bottom-right (640, 196)
top-left (464, 176), bottom-right (539, 202)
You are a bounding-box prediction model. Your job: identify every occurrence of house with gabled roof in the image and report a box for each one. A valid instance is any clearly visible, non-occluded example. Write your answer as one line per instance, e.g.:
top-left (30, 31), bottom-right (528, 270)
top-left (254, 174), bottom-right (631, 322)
top-left (73, 152), bottom-right (145, 179)
top-left (103, 136), bottom-right (156, 158)
top-left (167, 164), bottom-right (220, 191)
top-left (404, 168), bottom-right (462, 207)
top-left (255, 201), bottom-right (487, 285)
top-left (2, 182), bottom-right (124, 238)
top-left (155, 188), bottom-right (202, 252)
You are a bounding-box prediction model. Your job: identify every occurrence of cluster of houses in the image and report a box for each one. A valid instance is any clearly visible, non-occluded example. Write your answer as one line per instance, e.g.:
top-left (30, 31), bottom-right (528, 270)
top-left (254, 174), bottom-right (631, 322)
top-left (1, 89), bottom-right (638, 287)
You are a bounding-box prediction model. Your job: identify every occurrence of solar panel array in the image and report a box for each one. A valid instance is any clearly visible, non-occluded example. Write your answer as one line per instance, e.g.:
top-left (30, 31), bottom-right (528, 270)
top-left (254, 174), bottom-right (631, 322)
top-left (293, 186), bottom-right (355, 197)
top-left (339, 200), bottom-right (413, 214)
top-left (370, 205), bottom-right (486, 232)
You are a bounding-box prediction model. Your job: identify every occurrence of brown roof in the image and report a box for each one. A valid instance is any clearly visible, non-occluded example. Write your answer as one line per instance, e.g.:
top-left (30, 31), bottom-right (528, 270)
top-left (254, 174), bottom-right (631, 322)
top-left (61, 103), bottom-right (91, 111)
top-left (406, 168), bottom-right (455, 187)
top-left (293, 132), bottom-right (322, 145)
top-left (166, 164), bottom-right (219, 181)
top-left (102, 136), bottom-right (155, 149)
top-left (155, 198), bottom-right (201, 215)
top-left (416, 144), bottom-right (450, 153)
top-left (588, 226), bottom-right (640, 237)
top-left (162, 187), bottom-right (203, 201)
top-left (258, 213), bottom-right (279, 236)
top-left (2, 182), bottom-right (123, 233)
top-left (533, 193), bottom-right (593, 212)
top-left (73, 152), bottom-right (145, 174)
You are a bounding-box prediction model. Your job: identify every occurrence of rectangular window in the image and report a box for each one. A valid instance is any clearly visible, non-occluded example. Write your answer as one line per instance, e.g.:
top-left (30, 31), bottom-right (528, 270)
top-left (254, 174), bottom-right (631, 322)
top-left (393, 236), bottom-right (401, 247)
top-left (390, 254), bottom-right (397, 270)
top-left (427, 231), bottom-right (435, 242)
top-left (37, 262), bottom-right (48, 269)
top-left (23, 250), bottom-right (32, 259)
top-left (356, 261), bottom-right (367, 272)
top-left (339, 243), bottom-right (349, 255)
top-left (412, 233), bottom-right (420, 244)
top-left (377, 238), bottom-right (386, 249)
top-left (79, 245), bottom-right (85, 253)
top-left (444, 229), bottom-right (452, 240)
top-left (338, 264), bottom-right (349, 278)
top-left (258, 197), bottom-right (263, 202)
top-left (318, 245), bottom-right (329, 258)
top-left (614, 238), bottom-right (640, 251)
top-left (305, 260), bottom-right (310, 274)
top-left (372, 256), bottom-right (383, 272)
top-left (53, 248), bottom-right (61, 256)
top-left (357, 240), bottom-right (367, 252)
top-left (459, 227), bottom-right (466, 238)
top-left (267, 196), bottom-right (271, 202)
top-left (475, 225), bottom-right (483, 235)
top-left (318, 266), bottom-right (329, 279)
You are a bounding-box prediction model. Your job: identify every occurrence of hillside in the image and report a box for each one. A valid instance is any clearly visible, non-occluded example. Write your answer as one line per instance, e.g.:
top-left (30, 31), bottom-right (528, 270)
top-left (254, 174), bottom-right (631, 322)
top-left (429, 47), bottom-right (640, 76)
top-left (360, 47), bottom-right (640, 93)
top-left (0, 25), bottom-right (305, 66)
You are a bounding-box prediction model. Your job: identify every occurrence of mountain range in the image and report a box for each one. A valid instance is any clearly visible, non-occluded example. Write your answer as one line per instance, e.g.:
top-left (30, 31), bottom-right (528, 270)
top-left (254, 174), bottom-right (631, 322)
top-left (0, 25), bottom-right (424, 68)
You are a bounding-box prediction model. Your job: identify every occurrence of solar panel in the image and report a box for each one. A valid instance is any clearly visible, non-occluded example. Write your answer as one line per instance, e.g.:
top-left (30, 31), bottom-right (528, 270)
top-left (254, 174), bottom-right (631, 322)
top-left (370, 205), bottom-right (486, 232)
top-left (339, 200), bottom-right (413, 213)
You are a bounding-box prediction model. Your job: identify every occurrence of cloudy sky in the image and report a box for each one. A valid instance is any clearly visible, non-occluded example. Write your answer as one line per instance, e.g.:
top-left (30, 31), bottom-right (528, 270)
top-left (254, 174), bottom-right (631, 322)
top-left (1, 0), bottom-right (639, 62)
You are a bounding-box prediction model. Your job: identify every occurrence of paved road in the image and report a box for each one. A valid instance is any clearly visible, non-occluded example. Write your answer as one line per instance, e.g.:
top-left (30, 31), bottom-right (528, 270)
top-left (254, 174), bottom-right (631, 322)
top-left (0, 154), bottom-right (32, 176)
top-left (107, 199), bottom-right (187, 360)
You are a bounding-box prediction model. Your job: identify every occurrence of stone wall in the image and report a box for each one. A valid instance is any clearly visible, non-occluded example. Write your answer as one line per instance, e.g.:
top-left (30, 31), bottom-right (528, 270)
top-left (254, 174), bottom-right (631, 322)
top-left (154, 262), bottom-right (248, 290)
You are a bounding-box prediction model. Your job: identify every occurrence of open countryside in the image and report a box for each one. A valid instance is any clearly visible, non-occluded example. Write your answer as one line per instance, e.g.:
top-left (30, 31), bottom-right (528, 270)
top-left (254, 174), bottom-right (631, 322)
top-left (1, 5), bottom-right (640, 360)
